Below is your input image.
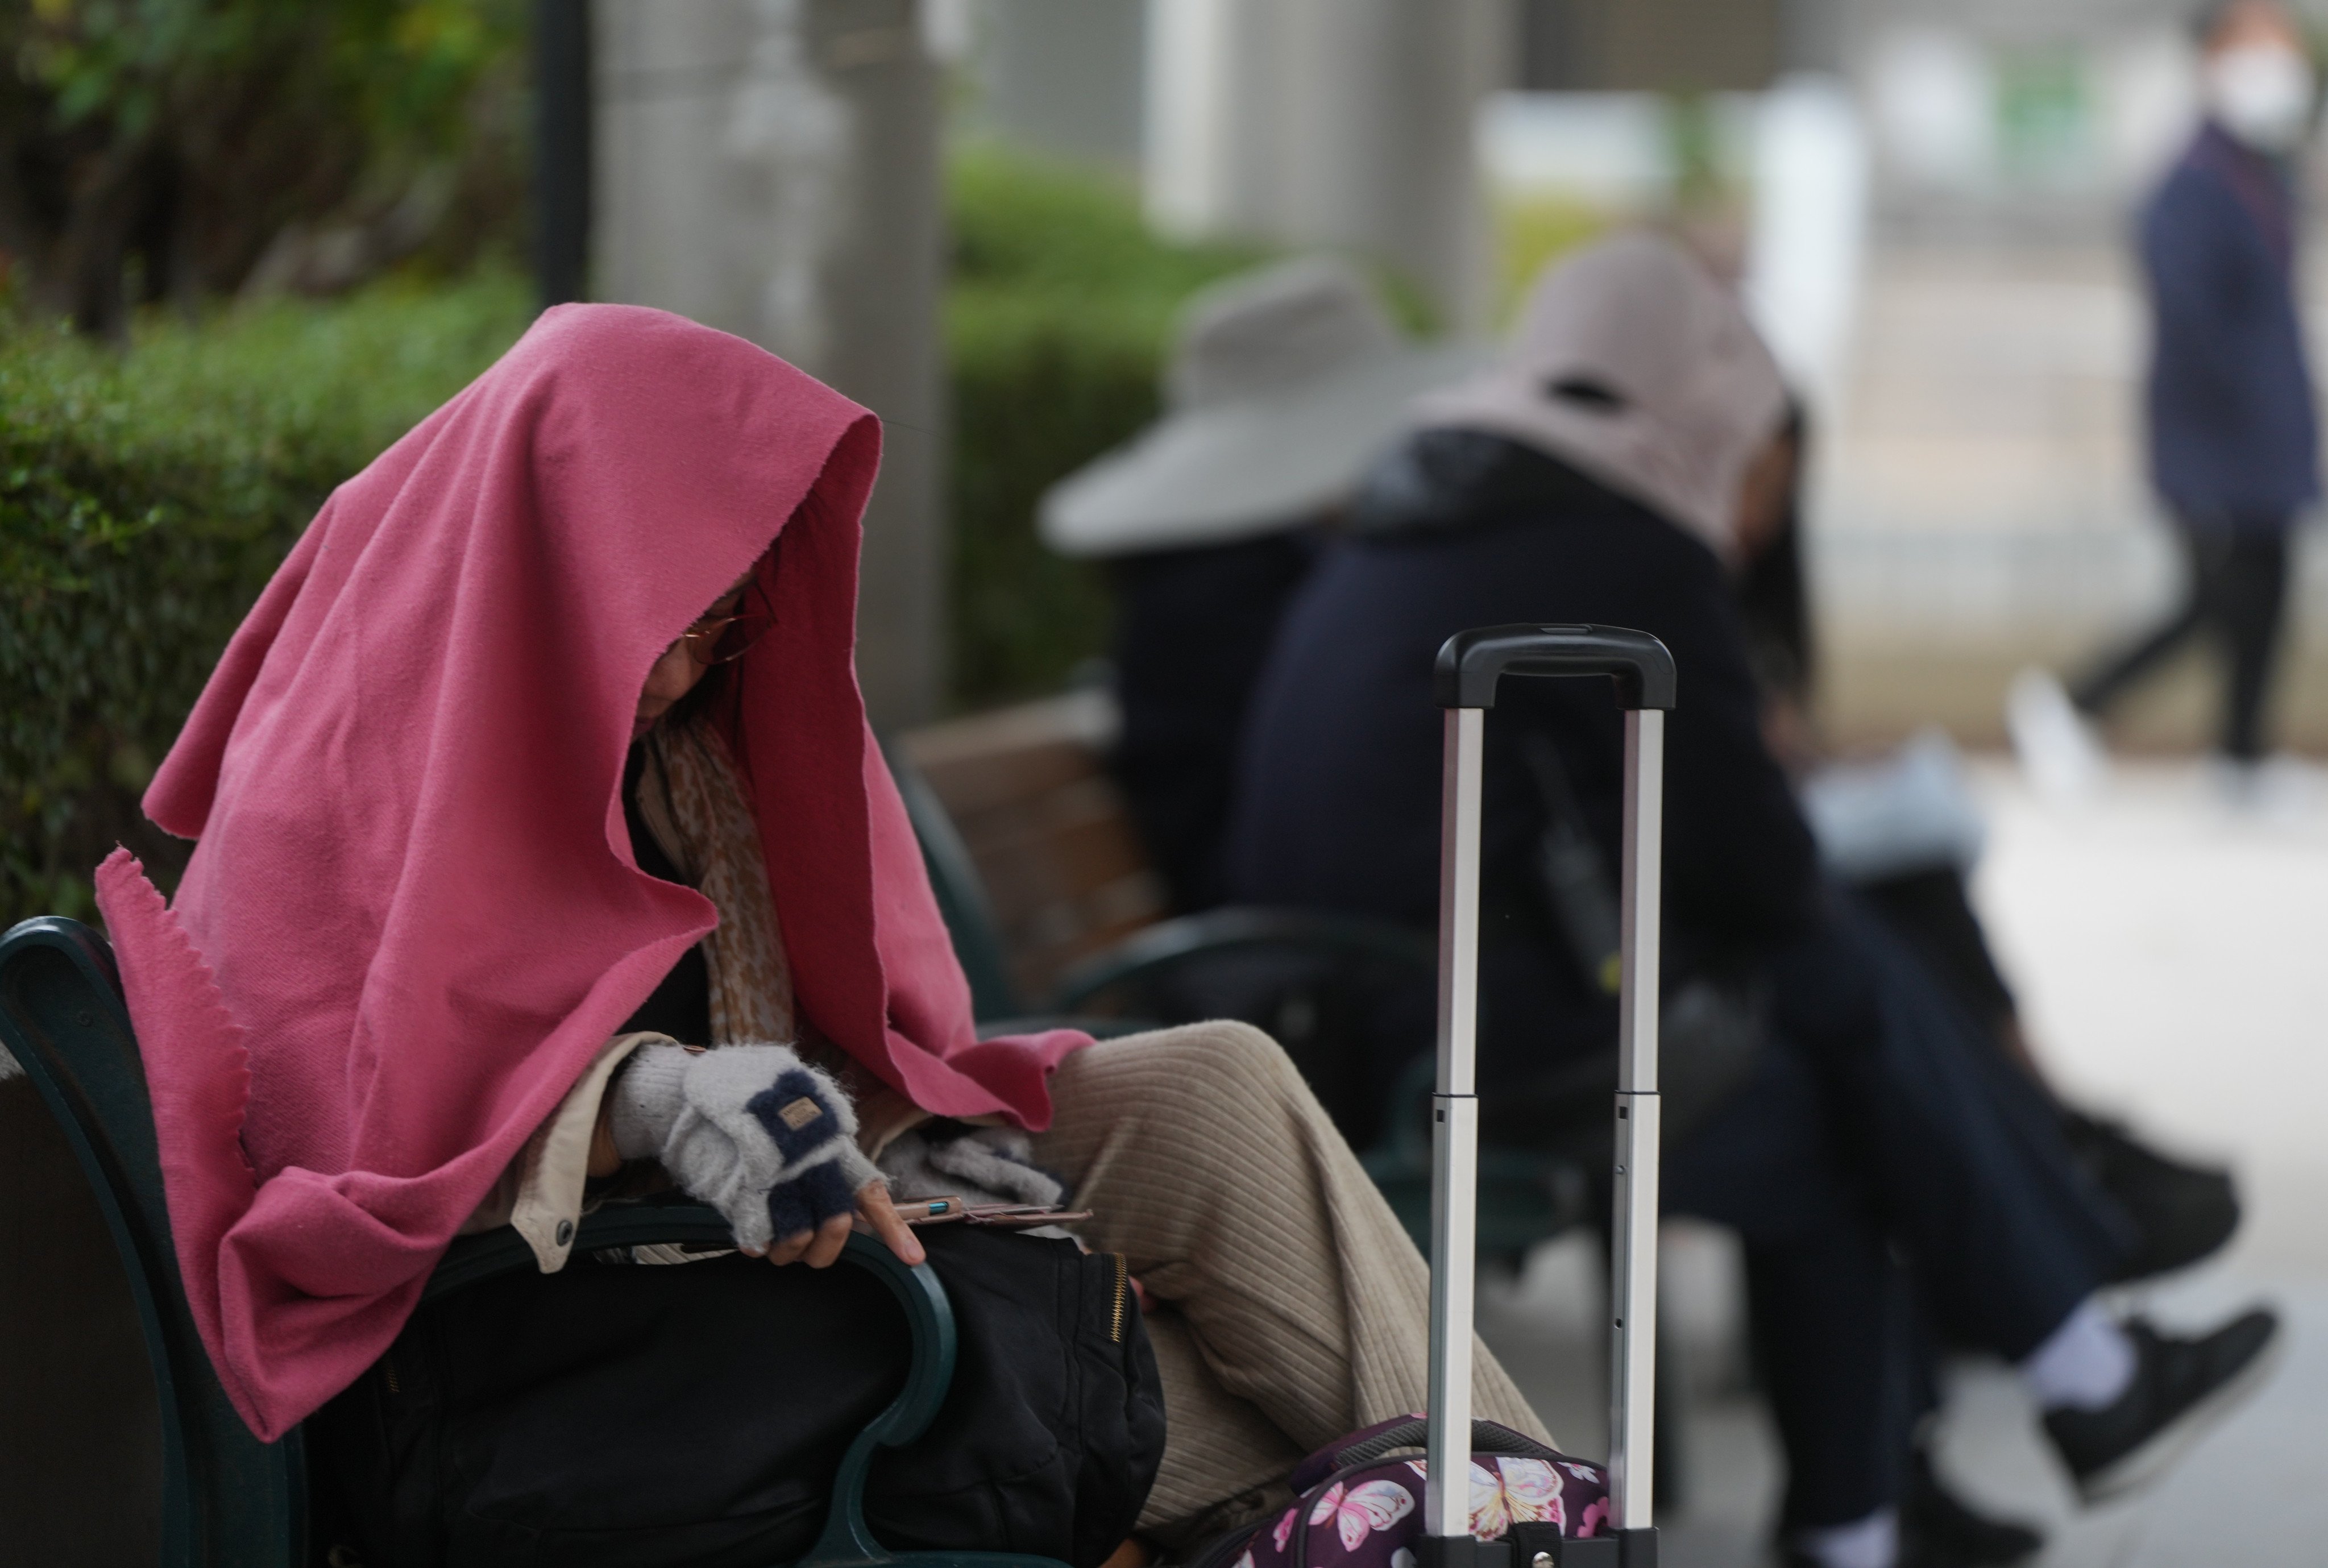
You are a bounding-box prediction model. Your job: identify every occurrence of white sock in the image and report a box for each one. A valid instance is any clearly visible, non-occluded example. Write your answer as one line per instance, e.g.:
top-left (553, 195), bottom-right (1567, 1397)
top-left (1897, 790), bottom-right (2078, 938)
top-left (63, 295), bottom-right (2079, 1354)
top-left (2020, 1298), bottom-right (2138, 1412)
top-left (1790, 1507), bottom-right (1898, 1568)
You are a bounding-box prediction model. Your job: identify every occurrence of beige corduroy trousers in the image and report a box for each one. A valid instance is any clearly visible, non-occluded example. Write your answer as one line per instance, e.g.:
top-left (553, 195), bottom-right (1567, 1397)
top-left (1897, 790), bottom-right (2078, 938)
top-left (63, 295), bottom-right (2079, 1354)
top-left (1028, 1021), bottom-right (1553, 1543)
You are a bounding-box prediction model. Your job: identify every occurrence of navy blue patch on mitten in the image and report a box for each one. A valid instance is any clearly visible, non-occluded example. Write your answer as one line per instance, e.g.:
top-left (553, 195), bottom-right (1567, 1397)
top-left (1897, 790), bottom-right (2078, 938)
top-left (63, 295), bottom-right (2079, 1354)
top-left (747, 1071), bottom-right (848, 1162)
top-left (766, 1157), bottom-right (857, 1240)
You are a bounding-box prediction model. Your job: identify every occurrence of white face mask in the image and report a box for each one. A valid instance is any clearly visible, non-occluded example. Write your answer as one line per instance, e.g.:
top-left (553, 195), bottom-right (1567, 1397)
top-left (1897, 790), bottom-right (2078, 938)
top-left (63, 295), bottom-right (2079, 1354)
top-left (2206, 42), bottom-right (2317, 153)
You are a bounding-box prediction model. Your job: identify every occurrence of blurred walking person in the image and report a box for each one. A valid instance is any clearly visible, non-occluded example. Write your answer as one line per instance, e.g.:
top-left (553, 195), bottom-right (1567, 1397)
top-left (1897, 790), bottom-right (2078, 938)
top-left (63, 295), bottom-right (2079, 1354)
top-left (2013, 0), bottom-right (2319, 798)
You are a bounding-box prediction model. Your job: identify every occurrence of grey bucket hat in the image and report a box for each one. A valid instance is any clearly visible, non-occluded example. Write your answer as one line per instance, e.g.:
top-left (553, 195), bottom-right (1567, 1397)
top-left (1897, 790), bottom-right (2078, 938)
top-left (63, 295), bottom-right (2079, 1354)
top-left (1039, 255), bottom-right (1483, 558)
top-left (1413, 229), bottom-right (1788, 559)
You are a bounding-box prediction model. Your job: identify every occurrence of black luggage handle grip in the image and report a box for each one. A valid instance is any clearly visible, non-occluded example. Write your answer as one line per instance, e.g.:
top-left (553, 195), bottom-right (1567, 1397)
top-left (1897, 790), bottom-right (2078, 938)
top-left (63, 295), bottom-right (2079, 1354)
top-left (1434, 623), bottom-right (1677, 712)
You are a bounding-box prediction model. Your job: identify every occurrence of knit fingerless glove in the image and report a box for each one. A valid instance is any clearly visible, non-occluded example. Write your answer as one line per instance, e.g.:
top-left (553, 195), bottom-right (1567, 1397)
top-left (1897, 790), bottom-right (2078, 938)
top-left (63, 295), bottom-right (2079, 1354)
top-left (609, 1043), bottom-right (886, 1252)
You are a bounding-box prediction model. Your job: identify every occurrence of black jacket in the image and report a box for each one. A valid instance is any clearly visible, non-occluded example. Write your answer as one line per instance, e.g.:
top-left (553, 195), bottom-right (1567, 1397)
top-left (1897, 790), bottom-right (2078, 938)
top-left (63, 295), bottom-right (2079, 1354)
top-left (1226, 430), bottom-right (1819, 1082)
top-left (1111, 532), bottom-right (1318, 912)
top-left (2142, 122), bottom-right (2318, 524)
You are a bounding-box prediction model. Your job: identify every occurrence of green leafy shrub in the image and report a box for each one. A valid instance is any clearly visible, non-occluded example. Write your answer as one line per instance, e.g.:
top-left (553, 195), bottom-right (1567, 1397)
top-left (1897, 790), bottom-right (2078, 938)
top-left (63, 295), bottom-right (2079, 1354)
top-left (945, 148), bottom-right (1265, 704)
top-left (3, 152), bottom-right (1265, 922)
top-left (1, 0), bottom-right (528, 333)
top-left (2, 274), bottom-right (532, 923)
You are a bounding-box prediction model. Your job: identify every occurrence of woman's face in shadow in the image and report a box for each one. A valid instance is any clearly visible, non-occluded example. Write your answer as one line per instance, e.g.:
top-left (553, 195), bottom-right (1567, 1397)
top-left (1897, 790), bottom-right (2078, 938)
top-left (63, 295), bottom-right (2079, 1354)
top-left (633, 569), bottom-right (756, 741)
top-left (1732, 429), bottom-right (1800, 563)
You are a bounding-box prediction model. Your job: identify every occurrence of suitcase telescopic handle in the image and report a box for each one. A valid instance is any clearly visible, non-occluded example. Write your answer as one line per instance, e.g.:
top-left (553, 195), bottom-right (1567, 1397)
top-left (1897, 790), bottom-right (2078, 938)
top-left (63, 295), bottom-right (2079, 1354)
top-left (1433, 623), bottom-right (1678, 712)
top-left (1422, 624), bottom-right (1670, 1568)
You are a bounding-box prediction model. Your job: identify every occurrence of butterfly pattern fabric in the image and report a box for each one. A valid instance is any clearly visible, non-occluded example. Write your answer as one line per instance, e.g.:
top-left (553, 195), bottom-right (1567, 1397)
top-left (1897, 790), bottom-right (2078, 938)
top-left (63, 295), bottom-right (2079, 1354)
top-left (1310, 1479), bottom-right (1418, 1552)
top-left (1210, 1416), bottom-right (1609, 1568)
top-left (1399, 1456), bottom-right (1568, 1539)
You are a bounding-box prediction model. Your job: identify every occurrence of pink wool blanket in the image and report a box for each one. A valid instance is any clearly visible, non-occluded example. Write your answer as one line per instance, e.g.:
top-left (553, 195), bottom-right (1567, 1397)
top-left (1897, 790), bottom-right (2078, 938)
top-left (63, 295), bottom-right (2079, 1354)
top-left (94, 304), bottom-right (1089, 1440)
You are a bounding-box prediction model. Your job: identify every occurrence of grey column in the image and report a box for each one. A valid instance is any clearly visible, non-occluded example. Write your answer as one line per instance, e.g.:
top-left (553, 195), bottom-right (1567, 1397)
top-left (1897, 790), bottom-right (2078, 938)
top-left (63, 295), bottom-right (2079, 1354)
top-left (969, 0), bottom-right (1147, 172)
top-left (596, 0), bottom-right (948, 727)
top-left (1146, 0), bottom-right (1512, 331)
top-left (1276, 0), bottom-right (1509, 333)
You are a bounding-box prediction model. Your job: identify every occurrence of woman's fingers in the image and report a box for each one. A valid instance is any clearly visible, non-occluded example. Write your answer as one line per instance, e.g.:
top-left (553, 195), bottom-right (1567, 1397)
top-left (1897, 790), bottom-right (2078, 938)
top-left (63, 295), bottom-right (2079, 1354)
top-left (857, 1181), bottom-right (926, 1264)
top-left (758, 1221), bottom-right (840, 1267)
top-left (802, 1209), bottom-right (854, 1268)
top-left (757, 1178), bottom-right (920, 1269)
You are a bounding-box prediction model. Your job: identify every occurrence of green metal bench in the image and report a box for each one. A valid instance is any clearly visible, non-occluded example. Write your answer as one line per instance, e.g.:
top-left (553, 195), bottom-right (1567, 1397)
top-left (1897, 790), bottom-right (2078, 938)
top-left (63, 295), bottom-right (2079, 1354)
top-left (0, 914), bottom-right (1069, 1568)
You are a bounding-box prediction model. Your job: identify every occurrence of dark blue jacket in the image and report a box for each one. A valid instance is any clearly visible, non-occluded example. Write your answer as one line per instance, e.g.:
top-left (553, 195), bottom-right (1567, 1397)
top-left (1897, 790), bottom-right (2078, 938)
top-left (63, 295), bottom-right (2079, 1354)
top-left (2142, 122), bottom-right (2318, 525)
top-left (1226, 432), bottom-right (1819, 1086)
top-left (1110, 532), bottom-right (1319, 913)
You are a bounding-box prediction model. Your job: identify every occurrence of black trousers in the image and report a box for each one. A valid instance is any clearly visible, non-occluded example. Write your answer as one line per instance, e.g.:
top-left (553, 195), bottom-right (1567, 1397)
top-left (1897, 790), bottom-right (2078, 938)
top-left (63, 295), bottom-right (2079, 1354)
top-left (2071, 524), bottom-right (2293, 761)
top-left (1663, 900), bottom-right (2132, 1530)
top-left (1853, 866), bottom-right (2019, 1032)
top-left (1385, 899), bottom-right (2126, 1531)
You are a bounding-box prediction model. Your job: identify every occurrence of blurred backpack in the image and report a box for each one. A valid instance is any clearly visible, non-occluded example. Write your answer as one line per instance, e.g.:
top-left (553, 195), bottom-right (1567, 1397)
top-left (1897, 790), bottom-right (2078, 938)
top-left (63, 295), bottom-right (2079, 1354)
top-left (1497, 731), bottom-right (1764, 1153)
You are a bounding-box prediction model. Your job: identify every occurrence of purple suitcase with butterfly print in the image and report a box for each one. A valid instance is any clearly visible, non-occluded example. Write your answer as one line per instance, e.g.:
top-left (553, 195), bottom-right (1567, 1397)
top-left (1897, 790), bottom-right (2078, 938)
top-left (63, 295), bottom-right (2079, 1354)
top-left (1414, 627), bottom-right (1673, 1568)
top-left (1198, 628), bottom-right (1675, 1568)
top-left (1202, 628), bottom-right (1675, 1568)
top-left (1210, 1414), bottom-right (1612, 1568)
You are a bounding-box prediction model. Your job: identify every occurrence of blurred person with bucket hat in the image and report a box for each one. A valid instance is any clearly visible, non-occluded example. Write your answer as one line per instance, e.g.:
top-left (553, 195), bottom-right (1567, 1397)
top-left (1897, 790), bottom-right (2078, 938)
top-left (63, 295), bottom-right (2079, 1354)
top-left (2012, 0), bottom-right (2320, 802)
top-left (1040, 255), bottom-right (1479, 911)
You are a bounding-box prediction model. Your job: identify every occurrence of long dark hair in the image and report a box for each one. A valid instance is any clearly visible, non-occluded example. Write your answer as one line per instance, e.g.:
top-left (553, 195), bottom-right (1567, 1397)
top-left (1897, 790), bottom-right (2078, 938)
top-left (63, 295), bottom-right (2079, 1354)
top-left (1733, 403), bottom-right (1812, 703)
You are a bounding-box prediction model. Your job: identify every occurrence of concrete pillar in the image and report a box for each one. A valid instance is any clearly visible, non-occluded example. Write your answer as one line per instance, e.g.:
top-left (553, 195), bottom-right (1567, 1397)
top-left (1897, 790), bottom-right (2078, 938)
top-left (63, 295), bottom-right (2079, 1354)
top-left (966, 0), bottom-right (1147, 172)
top-left (595, 0), bottom-right (948, 726)
top-left (1145, 0), bottom-right (1512, 331)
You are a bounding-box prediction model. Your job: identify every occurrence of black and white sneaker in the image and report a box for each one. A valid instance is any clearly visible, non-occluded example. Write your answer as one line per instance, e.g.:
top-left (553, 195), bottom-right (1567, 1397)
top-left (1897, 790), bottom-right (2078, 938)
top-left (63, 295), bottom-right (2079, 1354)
top-left (2044, 1309), bottom-right (2281, 1501)
top-left (2060, 1111), bottom-right (2240, 1283)
top-left (1899, 1448), bottom-right (2043, 1567)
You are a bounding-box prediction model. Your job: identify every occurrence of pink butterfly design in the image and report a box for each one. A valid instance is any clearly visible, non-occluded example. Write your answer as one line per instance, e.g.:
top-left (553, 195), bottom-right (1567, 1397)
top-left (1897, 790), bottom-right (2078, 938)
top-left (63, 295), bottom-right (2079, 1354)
top-left (1493, 1459), bottom-right (1566, 1532)
top-left (1306, 1479), bottom-right (1416, 1553)
top-left (1273, 1508), bottom-right (1300, 1553)
top-left (1397, 1459), bottom-right (1528, 1541)
top-left (1465, 1460), bottom-right (1513, 1539)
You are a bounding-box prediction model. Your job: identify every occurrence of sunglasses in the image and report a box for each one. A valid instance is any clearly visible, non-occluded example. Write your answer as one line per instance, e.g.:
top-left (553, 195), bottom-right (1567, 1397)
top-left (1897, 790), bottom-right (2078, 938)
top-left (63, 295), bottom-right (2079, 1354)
top-left (670, 579), bottom-right (775, 668)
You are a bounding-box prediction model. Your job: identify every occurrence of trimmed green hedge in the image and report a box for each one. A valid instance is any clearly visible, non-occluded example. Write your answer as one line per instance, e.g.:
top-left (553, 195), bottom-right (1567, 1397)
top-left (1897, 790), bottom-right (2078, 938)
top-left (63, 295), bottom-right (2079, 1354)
top-left (2, 152), bottom-right (1265, 923)
top-left (2, 277), bottom-right (536, 922)
top-left (945, 150), bottom-right (1264, 703)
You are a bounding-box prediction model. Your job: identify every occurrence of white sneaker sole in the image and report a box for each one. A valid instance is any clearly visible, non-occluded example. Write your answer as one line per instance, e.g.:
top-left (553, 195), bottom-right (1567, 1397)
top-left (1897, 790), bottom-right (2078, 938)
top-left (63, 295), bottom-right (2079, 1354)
top-left (2076, 1323), bottom-right (2285, 1503)
top-left (2005, 668), bottom-right (2107, 804)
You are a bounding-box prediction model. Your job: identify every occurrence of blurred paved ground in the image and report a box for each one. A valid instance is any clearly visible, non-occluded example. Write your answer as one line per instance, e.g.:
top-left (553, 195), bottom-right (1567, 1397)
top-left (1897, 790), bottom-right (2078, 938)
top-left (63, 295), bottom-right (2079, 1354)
top-left (1479, 758), bottom-right (2328, 1567)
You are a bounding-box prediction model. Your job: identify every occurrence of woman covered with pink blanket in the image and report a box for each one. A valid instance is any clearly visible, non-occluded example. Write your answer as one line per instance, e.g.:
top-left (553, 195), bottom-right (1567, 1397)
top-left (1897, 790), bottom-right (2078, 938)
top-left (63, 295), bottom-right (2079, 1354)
top-left (96, 304), bottom-right (1548, 1562)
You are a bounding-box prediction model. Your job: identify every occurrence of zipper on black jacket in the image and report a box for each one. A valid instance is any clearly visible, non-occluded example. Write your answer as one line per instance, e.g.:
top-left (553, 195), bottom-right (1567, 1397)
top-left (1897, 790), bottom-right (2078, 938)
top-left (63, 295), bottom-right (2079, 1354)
top-left (1109, 1253), bottom-right (1129, 1343)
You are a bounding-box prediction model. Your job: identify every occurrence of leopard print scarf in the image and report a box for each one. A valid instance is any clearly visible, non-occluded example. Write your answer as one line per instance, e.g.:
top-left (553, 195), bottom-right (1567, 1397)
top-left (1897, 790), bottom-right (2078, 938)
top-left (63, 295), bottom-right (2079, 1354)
top-left (633, 720), bottom-right (797, 1047)
top-left (636, 720), bottom-right (1032, 1206)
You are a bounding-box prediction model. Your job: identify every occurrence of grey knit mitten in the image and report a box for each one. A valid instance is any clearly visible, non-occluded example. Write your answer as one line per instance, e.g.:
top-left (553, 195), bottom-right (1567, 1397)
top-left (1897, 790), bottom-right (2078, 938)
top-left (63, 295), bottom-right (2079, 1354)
top-left (609, 1043), bottom-right (885, 1252)
top-left (878, 1125), bottom-right (1065, 1209)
